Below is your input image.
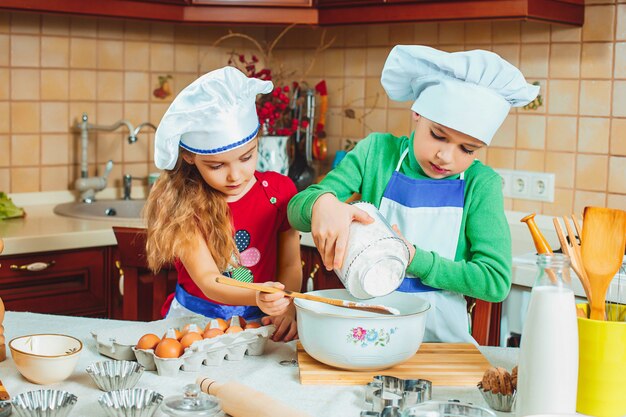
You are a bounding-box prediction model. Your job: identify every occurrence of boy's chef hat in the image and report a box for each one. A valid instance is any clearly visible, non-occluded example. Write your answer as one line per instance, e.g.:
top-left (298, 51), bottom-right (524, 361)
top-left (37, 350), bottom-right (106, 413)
top-left (154, 66), bottom-right (273, 170)
top-left (381, 45), bottom-right (539, 145)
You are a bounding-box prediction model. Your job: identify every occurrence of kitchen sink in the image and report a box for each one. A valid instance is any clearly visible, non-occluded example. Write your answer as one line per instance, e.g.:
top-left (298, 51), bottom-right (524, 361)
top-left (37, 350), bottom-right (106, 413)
top-left (54, 199), bottom-right (146, 220)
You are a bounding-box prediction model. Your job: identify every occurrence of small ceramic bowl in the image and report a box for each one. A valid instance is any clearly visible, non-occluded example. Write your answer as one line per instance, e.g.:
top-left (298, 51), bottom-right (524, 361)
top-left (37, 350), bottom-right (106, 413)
top-left (98, 388), bottom-right (163, 417)
top-left (477, 382), bottom-right (516, 412)
top-left (11, 389), bottom-right (77, 417)
top-left (9, 334), bottom-right (82, 385)
top-left (87, 360), bottom-right (144, 392)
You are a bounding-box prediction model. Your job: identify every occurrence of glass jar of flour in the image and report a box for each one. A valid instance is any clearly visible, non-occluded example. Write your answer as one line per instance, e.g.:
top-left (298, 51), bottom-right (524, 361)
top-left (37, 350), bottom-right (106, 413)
top-left (335, 201), bottom-right (410, 299)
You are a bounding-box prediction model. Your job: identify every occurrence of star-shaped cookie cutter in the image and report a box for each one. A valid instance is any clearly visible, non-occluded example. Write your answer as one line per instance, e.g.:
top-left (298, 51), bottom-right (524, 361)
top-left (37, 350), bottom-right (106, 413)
top-left (363, 375), bottom-right (432, 416)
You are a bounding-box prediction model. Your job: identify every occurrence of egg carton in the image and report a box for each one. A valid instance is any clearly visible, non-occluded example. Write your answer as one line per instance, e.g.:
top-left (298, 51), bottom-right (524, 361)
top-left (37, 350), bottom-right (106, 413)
top-left (91, 316), bottom-right (275, 376)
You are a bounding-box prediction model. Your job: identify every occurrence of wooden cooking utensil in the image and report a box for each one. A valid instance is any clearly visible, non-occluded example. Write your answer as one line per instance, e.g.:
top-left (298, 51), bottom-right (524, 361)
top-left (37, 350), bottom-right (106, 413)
top-left (553, 216), bottom-right (591, 301)
top-left (521, 213), bottom-right (558, 284)
top-left (215, 276), bottom-right (400, 315)
top-left (581, 207), bottom-right (626, 321)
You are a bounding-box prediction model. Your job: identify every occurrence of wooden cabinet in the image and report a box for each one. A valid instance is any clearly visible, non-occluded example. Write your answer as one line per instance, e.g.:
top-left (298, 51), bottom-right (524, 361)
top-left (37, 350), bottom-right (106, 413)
top-left (0, 248), bottom-right (110, 318)
top-left (192, 0), bottom-right (311, 6)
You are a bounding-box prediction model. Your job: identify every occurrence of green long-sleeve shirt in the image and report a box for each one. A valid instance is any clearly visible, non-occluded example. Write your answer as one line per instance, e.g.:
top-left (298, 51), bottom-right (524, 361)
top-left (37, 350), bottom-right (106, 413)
top-left (287, 132), bottom-right (512, 302)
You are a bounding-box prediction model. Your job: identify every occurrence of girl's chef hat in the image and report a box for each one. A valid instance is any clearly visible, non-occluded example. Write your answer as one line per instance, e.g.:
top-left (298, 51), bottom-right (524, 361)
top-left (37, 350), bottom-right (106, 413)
top-left (381, 45), bottom-right (539, 145)
top-left (154, 66), bottom-right (273, 170)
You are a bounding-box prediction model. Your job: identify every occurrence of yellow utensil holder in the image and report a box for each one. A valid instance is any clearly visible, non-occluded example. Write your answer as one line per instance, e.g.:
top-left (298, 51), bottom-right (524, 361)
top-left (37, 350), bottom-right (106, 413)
top-left (577, 304), bottom-right (626, 417)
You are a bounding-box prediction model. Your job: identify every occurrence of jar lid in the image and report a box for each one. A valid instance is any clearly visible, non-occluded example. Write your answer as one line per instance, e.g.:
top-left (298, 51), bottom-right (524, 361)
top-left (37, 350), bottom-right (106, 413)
top-left (161, 384), bottom-right (224, 416)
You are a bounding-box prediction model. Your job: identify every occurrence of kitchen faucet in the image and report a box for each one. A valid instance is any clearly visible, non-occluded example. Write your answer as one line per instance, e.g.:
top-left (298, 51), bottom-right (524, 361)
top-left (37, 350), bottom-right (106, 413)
top-left (74, 113), bottom-right (156, 203)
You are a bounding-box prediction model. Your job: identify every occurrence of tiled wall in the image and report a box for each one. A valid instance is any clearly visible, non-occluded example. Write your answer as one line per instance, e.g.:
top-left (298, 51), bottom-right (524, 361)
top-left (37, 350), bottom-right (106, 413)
top-left (1, 3), bottom-right (625, 216)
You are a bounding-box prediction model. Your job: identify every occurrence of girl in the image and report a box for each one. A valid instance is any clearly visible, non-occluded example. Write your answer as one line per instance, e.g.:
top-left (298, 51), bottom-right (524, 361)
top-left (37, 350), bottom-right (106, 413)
top-left (145, 66), bottom-right (302, 342)
top-left (287, 45), bottom-right (540, 343)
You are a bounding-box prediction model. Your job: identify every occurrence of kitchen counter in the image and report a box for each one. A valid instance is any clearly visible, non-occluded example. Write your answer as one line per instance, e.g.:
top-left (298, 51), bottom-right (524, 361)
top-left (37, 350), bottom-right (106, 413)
top-left (1, 311), bottom-right (519, 417)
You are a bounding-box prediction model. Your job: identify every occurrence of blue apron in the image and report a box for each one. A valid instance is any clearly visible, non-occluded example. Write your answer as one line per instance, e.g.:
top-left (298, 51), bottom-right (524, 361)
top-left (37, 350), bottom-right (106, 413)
top-left (379, 148), bottom-right (474, 343)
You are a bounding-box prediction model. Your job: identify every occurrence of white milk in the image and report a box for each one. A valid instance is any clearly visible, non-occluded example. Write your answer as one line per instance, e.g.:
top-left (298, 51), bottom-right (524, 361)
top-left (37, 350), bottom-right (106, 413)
top-left (516, 285), bottom-right (578, 416)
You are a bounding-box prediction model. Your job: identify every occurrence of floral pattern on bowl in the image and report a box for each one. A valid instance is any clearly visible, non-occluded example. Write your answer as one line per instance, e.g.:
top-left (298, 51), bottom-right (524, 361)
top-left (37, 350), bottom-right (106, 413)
top-left (347, 327), bottom-right (398, 347)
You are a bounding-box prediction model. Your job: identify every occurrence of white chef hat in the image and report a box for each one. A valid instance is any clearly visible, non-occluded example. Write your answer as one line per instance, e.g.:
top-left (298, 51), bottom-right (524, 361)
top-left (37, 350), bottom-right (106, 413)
top-left (381, 45), bottom-right (539, 145)
top-left (154, 66), bottom-right (273, 170)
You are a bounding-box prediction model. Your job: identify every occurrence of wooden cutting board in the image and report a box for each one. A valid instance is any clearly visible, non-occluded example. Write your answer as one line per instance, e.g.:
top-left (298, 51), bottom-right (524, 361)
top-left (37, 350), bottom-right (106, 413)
top-left (297, 343), bottom-right (491, 386)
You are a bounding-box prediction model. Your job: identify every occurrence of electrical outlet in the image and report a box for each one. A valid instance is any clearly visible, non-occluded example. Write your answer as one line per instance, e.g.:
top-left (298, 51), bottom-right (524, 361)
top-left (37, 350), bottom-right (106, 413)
top-left (495, 169), bottom-right (512, 197)
top-left (511, 171), bottom-right (531, 198)
top-left (530, 172), bottom-right (555, 202)
top-left (494, 169), bottom-right (555, 202)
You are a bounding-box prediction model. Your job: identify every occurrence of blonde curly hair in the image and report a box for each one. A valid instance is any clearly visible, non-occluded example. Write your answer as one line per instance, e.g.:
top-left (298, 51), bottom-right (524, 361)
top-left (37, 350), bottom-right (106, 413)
top-left (144, 150), bottom-right (238, 274)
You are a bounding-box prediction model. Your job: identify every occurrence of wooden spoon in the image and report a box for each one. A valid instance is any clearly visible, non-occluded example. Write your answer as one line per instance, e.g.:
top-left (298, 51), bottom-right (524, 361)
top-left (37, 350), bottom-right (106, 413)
top-left (215, 276), bottom-right (400, 315)
top-left (581, 207), bottom-right (626, 321)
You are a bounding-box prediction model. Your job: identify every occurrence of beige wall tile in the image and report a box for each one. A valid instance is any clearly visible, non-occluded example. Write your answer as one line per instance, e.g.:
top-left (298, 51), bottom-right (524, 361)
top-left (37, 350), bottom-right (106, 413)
top-left (0, 168), bottom-right (10, 192)
top-left (550, 44), bottom-right (580, 78)
top-left (608, 156), bottom-right (626, 192)
top-left (70, 16), bottom-right (97, 38)
top-left (174, 44), bottom-right (198, 72)
top-left (11, 167), bottom-right (40, 192)
top-left (615, 42), bottom-right (626, 78)
top-left (124, 41), bottom-right (150, 71)
top-left (516, 149), bottom-right (545, 171)
top-left (11, 69), bottom-right (39, 100)
top-left (11, 134), bottom-right (39, 166)
top-left (0, 34), bottom-right (8, 66)
top-left (96, 102), bottom-right (123, 125)
top-left (325, 111), bottom-right (343, 137)
top-left (125, 72), bottom-right (150, 101)
top-left (41, 36), bottom-right (69, 68)
top-left (612, 81), bottom-right (626, 116)
top-left (41, 69), bottom-right (69, 100)
top-left (123, 130), bottom-right (150, 162)
top-left (465, 21), bottom-right (491, 44)
top-left (607, 193), bottom-right (626, 210)
top-left (366, 47), bottom-right (388, 77)
top-left (149, 103), bottom-right (170, 127)
top-left (343, 78), bottom-right (365, 108)
top-left (124, 102), bottom-right (149, 126)
top-left (548, 80), bottom-right (579, 115)
top-left (171, 73), bottom-right (196, 97)
top-left (551, 24), bottom-right (581, 43)
top-left (95, 132), bottom-right (123, 164)
top-left (69, 102), bottom-right (96, 129)
top-left (521, 21), bottom-right (550, 43)
top-left (576, 153), bottom-right (608, 190)
top-left (0, 102), bottom-right (9, 133)
top-left (70, 38), bottom-right (97, 68)
top-left (493, 21), bottom-right (520, 43)
top-left (581, 42), bottom-right (613, 79)
top-left (343, 116), bottom-right (365, 138)
top-left (512, 198), bottom-right (543, 213)
top-left (367, 24), bottom-right (389, 46)
top-left (0, 135), bottom-right (9, 166)
top-left (517, 114), bottom-right (546, 149)
top-left (387, 109), bottom-right (411, 137)
top-left (11, 102), bottom-right (39, 133)
top-left (41, 166), bottom-right (68, 191)
top-left (11, 35), bottom-right (40, 67)
top-left (363, 108), bottom-right (386, 135)
top-left (574, 190), bottom-right (606, 212)
top-left (125, 20), bottom-right (150, 41)
top-left (578, 117), bottom-right (610, 153)
top-left (546, 116), bottom-right (577, 151)
top-left (98, 19), bottom-right (124, 40)
top-left (69, 70), bottom-right (96, 100)
top-left (174, 24), bottom-right (199, 44)
top-left (414, 22), bottom-right (438, 45)
top-left (492, 44), bottom-right (520, 67)
top-left (97, 40), bottom-right (124, 70)
top-left (344, 48), bottom-right (366, 77)
top-left (492, 115), bottom-right (516, 148)
top-left (97, 71), bottom-right (123, 101)
top-left (365, 77), bottom-right (386, 109)
top-left (439, 22), bottom-right (464, 44)
top-left (520, 43), bottom-right (549, 78)
top-left (616, 4), bottom-right (626, 40)
top-left (583, 5), bottom-right (616, 41)
top-left (41, 102), bottom-right (68, 133)
top-left (0, 12), bottom-right (8, 33)
top-left (151, 23), bottom-right (175, 43)
top-left (42, 15), bottom-right (69, 36)
top-left (41, 134), bottom-right (69, 165)
top-left (0, 69), bottom-right (7, 100)
top-left (344, 25), bottom-right (367, 47)
top-left (486, 147), bottom-right (515, 169)
top-left (610, 118), bottom-right (626, 155)
top-left (11, 12), bottom-right (40, 34)
top-left (579, 80), bottom-right (611, 116)
top-left (543, 188), bottom-right (574, 216)
top-left (546, 151), bottom-right (575, 188)
top-left (150, 43), bottom-right (174, 72)
top-left (389, 23), bottom-right (414, 45)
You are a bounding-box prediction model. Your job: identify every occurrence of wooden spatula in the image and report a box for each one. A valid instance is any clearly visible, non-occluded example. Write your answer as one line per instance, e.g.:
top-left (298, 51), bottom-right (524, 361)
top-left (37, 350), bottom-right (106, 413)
top-left (215, 276), bottom-right (400, 315)
top-left (581, 207), bottom-right (626, 321)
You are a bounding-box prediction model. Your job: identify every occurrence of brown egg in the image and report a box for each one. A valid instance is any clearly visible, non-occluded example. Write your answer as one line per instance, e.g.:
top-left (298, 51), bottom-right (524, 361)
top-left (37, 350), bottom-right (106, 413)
top-left (203, 328), bottom-right (225, 339)
top-left (136, 333), bottom-right (161, 350)
top-left (155, 338), bottom-right (184, 358)
top-left (182, 323), bottom-right (203, 335)
top-left (162, 327), bottom-right (183, 341)
top-left (180, 332), bottom-right (203, 349)
top-left (204, 318), bottom-right (228, 332)
top-left (225, 325), bottom-right (244, 334)
top-left (245, 321), bottom-right (261, 329)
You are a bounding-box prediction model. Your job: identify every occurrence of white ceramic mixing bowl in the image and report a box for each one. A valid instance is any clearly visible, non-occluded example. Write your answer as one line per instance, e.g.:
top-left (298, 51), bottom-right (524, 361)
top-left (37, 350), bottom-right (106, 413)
top-left (294, 289), bottom-right (430, 371)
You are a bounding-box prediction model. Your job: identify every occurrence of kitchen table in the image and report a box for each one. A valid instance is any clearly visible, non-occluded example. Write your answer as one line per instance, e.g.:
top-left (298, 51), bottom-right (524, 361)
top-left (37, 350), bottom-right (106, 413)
top-left (1, 311), bottom-right (518, 416)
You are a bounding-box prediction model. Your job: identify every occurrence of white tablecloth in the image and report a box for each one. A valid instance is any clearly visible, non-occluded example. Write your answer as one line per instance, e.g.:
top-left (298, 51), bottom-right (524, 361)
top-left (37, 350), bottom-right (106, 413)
top-left (0, 312), bottom-right (519, 416)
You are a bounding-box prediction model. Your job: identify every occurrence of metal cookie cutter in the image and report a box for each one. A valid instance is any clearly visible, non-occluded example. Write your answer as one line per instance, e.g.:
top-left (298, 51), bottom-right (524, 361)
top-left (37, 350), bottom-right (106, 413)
top-left (363, 375), bottom-right (432, 416)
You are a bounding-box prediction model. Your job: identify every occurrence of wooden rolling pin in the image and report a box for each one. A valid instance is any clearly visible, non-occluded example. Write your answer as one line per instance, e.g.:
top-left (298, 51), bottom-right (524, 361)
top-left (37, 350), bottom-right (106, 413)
top-left (197, 377), bottom-right (313, 417)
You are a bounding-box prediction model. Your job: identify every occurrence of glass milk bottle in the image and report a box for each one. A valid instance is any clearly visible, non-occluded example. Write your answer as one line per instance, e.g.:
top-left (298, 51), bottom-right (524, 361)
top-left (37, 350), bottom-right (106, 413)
top-left (516, 253), bottom-right (578, 416)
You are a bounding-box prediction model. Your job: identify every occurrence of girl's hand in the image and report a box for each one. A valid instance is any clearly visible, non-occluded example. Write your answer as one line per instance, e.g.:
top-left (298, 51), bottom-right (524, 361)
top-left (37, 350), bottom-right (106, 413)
top-left (256, 281), bottom-right (291, 316)
top-left (311, 193), bottom-right (374, 271)
top-left (261, 307), bottom-right (298, 342)
top-left (392, 224), bottom-right (416, 263)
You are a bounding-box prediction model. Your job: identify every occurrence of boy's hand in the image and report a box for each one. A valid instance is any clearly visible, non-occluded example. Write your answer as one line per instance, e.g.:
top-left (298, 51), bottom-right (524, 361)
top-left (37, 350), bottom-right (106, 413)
top-left (311, 193), bottom-right (374, 271)
top-left (256, 282), bottom-right (291, 316)
top-left (261, 306), bottom-right (298, 342)
top-left (392, 224), bottom-right (416, 263)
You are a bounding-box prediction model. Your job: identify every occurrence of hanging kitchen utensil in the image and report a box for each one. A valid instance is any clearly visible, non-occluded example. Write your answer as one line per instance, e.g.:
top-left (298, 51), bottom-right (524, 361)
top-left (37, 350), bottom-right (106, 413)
top-left (580, 207), bottom-right (626, 321)
top-left (288, 89), bottom-right (316, 191)
top-left (215, 276), bottom-right (400, 315)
